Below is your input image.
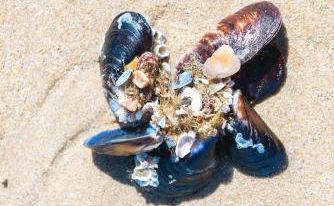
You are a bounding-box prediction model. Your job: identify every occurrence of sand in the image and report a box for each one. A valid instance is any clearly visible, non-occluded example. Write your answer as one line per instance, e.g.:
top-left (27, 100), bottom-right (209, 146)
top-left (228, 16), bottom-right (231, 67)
top-left (0, 0), bottom-right (333, 205)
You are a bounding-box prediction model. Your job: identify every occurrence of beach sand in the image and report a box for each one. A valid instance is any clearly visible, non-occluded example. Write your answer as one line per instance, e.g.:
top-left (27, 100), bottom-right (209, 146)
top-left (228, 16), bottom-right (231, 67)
top-left (0, 0), bottom-right (333, 205)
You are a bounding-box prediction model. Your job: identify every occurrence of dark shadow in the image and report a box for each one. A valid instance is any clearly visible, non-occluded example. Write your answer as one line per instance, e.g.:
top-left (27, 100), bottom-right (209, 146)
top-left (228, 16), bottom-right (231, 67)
top-left (93, 153), bottom-right (134, 185)
top-left (92, 148), bottom-right (233, 205)
top-left (232, 24), bottom-right (289, 105)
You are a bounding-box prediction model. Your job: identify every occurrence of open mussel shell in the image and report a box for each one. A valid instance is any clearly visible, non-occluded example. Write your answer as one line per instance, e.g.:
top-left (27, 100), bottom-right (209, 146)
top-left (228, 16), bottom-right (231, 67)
top-left (224, 90), bottom-right (287, 177)
top-left (84, 124), bottom-right (162, 156)
top-left (232, 31), bottom-right (287, 105)
top-left (141, 135), bottom-right (221, 197)
top-left (99, 11), bottom-right (154, 128)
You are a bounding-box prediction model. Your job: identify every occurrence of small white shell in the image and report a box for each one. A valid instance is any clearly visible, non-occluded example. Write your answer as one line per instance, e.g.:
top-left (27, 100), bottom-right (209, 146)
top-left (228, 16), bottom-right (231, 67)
top-left (180, 87), bottom-right (202, 112)
top-left (202, 45), bottom-right (241, 79)
top-left (153, 44), bottom-right (169, 60)
top-left (153, 30), bottom-right (167, 45)
top-left (175, 131), bottom-right (196, 158)
top-left (131, 153), bottom-right (160, 187)
top-left (209, 82), bottom-right (226, 94)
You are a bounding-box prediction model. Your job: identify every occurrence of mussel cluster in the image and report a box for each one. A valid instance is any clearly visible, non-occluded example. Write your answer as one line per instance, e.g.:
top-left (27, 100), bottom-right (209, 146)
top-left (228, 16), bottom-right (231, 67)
top-left (85, 1), bottom-right (288, 198)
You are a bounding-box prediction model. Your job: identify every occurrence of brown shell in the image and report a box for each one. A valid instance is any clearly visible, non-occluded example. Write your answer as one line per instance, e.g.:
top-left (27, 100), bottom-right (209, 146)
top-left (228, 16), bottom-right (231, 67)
top-left (137, 52), bottom-right (160, 79)
top-left (176, 1), bottom-right (282, 70)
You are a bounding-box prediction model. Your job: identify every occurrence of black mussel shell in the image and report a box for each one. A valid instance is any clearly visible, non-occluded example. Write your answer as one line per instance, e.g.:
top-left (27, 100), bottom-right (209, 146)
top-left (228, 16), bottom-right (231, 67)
top-left (232, 43), bottom-right (286, 105)
top-left (84, 124), bottom-right (162, 156)
top-left (140, 135), bottom-right (221, 198)
top-left (99, 11), bottom-right (153, 128)
top-left (100, 11), bottom-right (153, 80)
top-left (224, 90), bottom-right (287, 177)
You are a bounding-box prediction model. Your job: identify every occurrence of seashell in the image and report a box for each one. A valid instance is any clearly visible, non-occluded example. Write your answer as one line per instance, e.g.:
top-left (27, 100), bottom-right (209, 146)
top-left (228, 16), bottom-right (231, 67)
top-left (179, 87), bottom-right (202, 113)
top-left (175, 131), bottom-right (196, 158)
top-left (84, 124), bottom-right (162, 156)
top-left (224, 90), bottom-right (287, 176)
top-left (173, 71), bottom-right (193, 89)
top-left (176, 1), bottom-right (282, 69)
top-left (202, 45), bottom-right (241, 79)
top-left (132, 70), bottom-right (151, 89)
top-left (100, 11), bottom-right (153, 128)
top-left (131, 153), bottom-right (160, 187)
top-left (232, 42), bottom-right (286, 105)
top-left (137, 52), bottom-right (159, 74)
top-left (140, 135), bottom-right (221, 197)
top-left (153, 29), bottom-right (167, 46)
top-left (153, 44), bottom-right (170, 60)
top-left (209, 82), bottom-right (226, 94)
top-left (115, 70), bottom-right (132, 87)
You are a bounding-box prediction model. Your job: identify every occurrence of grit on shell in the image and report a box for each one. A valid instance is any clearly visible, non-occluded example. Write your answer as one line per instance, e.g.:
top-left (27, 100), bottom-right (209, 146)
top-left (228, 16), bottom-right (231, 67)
top-left (0, 0), bottom-right (333, 205)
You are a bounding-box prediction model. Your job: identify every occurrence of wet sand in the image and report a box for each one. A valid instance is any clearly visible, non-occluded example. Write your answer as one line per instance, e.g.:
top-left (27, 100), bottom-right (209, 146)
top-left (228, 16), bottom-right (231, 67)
top-left (0, 0), bottom-right (333, 205)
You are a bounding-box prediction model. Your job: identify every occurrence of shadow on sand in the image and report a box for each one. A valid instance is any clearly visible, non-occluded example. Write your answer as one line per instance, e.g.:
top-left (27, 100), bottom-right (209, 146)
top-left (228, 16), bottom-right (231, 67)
top-left (93, 152), bottom-right (233, 205)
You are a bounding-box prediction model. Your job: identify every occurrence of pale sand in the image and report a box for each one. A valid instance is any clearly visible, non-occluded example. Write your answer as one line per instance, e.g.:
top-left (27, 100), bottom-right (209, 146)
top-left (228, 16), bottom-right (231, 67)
top-left (0, 0), bottom-right (333, 205)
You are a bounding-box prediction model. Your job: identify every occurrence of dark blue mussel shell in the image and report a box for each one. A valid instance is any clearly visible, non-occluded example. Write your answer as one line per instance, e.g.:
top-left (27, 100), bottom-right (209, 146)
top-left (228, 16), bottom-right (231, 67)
top-left (84, 124), bottom-right (162, 156)
top-left (99, 11), bottom-right (153, 128)
top-left (224, 90), bottom-right (287, 177)
top-left (232, 34), bottom-right (287, 105)
top-left (143, 135), bottom-right (221, 197)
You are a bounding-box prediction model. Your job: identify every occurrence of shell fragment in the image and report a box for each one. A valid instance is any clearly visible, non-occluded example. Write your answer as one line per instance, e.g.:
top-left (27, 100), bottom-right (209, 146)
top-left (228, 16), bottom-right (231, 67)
top-left (116, 70), bottom-right (132, 87)
top-left (202, 45), bottom-right (241, 79)
top-left (173, 71), bottom-right (193, 89)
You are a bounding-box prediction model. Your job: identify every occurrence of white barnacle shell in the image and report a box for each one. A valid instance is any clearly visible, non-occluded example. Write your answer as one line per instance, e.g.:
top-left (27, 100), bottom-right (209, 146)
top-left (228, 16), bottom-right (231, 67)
top-left (152, 29), bottom-right (167, 45)
top-left (179, 87), bottom-right (202, 113)
top-left (175, 131), bottom-right (196, 158)
top-left (131, 153), bottom-right (160, 187)
top-left (173, 71), bottom-right (193, 90)
top-left (153, 44), bottom-right (169, 60)
top-left (209, 82), bottom-right (226, 94)
top-left (202, 45), bottom-right (241, 79)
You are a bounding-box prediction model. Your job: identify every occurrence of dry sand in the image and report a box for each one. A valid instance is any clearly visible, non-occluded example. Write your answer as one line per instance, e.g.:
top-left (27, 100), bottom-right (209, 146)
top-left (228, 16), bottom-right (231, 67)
top-left (0, 0), bottom-right (333, 205)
